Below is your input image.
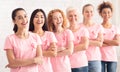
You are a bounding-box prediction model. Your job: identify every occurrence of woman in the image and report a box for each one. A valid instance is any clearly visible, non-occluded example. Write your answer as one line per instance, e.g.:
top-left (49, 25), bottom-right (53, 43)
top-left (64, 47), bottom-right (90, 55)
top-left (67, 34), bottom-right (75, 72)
top-left (29, 9), bottom-right (57, 72)
top-left (80, 4), bottom-right (104, 72)
top-left (4, 8), bottom-right (43, 72)
top-left (98, 1), bottom-right (120, 72)
top-left (47, 9), bottom-right (74, 72)
top-left (66, 7), bottom-right (89, 72)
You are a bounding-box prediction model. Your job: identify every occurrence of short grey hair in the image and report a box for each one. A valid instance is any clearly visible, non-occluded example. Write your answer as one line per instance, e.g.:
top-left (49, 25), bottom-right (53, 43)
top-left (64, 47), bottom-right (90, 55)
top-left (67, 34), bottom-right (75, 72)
top-left (66, 6), bottom-right (79, 17)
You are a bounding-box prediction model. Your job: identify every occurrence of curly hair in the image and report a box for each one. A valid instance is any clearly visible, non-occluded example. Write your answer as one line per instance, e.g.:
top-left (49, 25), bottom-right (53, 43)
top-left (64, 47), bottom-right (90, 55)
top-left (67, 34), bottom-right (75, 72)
top-left (47, 9), bottom-right (67, 32)
top-left (98, 1), bottom-right (113, 14)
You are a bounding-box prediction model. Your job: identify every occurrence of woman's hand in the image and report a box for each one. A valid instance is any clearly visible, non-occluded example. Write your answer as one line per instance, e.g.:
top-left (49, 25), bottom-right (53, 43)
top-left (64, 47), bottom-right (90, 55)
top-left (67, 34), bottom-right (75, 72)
top-left (34, 57), bottom-right (43, 65)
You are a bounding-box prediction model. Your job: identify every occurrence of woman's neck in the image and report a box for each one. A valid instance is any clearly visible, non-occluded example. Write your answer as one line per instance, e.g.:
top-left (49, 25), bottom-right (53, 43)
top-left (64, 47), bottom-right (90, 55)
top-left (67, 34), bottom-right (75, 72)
top-left (34, 28), bottom-right (44, 36)
top-left (55, 26), bottom-right (64, 34)
top-left (69, 23), bottom-right (79, 32)
top-left (15, 28), bottom-right (29, 39)
top-left (102, 20), bottom-right (112, 28)
top-left (83, 19), bottom-right (94, 27)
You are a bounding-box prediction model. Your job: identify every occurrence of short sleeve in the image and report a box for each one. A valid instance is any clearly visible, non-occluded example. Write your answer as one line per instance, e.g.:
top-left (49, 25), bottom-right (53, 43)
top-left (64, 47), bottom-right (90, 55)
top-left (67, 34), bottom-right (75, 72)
top-left (49, 32), bottom-right (57, 43)
top-left (4, 36), bottom-right (13, 50)
top-left (66, 29), bottom-right (74, 42)
top-left (81, 28), bottom-right (89, 38)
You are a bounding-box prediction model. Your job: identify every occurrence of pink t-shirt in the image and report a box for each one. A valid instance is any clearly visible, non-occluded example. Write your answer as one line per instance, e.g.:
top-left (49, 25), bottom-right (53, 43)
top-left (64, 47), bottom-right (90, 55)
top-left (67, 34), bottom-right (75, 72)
top-left (51, 29), bottom-right (74, 72)
top-left (38, 31), bottom-right (57, 72)
top-left (80, 23), bottom-right (103, 61)
top-left (4, 32), bottom-right (42, 72)
top-left (69, 26), bottom-right (89, 68)
top-left (100, 25), bottom-right (120, 61)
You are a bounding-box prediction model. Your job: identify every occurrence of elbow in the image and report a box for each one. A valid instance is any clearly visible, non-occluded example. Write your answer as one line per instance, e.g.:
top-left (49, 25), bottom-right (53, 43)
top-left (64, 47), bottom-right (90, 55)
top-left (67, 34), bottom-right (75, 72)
top-left (8, 58), bottom-right (16, 65)
top-left (113, 40), bottom-right (120, 46)
top-left (7, 59), bottom-right (17, 68)
top-left (116, 40), bottom-right (120, 46)
top-left (115, 41), bottom-right (120, 46)
top-left (118, 43), bottom-right (120, 46)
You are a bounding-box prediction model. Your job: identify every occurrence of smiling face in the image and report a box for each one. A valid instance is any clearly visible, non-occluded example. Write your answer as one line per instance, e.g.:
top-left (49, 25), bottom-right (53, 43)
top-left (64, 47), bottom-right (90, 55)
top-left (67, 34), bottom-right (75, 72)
top-left (13, 10), bottom-right (28, 29)
top-left (82, 5), bottom-right (94, 20)
top-left (52, 12), bottom-right (63, 27)
top-left (100, 8), bottom-right (112, 21)
top-left (33, 11), bottom-right (45, 28)
top-left (67, 10), bottom-right (79, 25)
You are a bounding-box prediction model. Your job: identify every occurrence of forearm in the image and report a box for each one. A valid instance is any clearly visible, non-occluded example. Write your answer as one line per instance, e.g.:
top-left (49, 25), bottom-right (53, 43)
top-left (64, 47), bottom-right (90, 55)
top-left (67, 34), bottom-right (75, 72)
top-left (104, 39), bottom-right (119, 46)
top-left (57, 41), bottom-right (74, 56)
top-left (7, 46), bottom-right (43, 68)
top-left (44, 42), bottom-right (57, 57)
top-left (102, 43), bottom-right (109, 47)
top-left (89, 40), bottom-right (102, 47)
top-left (7, 58), bottom-right (36, 68)
top-left (57, 48), bottom-right (72, 57)
top-left (43, 50), bottom-right (57, 57)
top-left (74, 44), bottom-right (87, 53)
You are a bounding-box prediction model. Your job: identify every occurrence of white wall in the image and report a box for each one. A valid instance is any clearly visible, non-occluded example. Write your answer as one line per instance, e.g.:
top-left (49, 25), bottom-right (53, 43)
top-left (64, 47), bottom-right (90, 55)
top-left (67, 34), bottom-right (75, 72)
top-left (0, 0), bottom-right (119, 72)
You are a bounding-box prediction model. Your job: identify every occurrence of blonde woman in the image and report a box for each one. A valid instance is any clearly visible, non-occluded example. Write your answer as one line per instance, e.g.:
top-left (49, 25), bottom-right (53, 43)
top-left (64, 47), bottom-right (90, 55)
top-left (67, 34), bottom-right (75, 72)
top-left (66, 7), bottom-right (89, 72)
top-left (80, 4), bottom-right (104, 72)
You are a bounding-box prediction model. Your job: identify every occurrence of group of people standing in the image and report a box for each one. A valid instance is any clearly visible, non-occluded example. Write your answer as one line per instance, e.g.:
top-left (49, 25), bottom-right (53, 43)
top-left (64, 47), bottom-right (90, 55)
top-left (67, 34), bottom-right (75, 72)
top-left (4, 1), bottom-right (120, 72)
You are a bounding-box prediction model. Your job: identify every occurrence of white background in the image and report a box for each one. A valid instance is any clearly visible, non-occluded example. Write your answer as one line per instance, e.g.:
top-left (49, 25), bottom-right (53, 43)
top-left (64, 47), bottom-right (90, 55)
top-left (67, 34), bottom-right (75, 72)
top-left (0, 0), bottom-right (120, 72)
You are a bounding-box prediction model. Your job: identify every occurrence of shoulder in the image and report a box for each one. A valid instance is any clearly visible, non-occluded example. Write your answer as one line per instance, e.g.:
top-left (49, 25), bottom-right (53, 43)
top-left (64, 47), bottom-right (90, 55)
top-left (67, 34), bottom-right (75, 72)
top-left (29, 32), bottom-right (38, 36)
top-left (4, 34), bottom-right (16, 45)
top-left (64, 29), bottom-right (73, 36)
top-left (93, 24), bottom-right (103, 30)
top-left (6, 34), bottom-right (16, 40)
top-left (64, 29), bottom-right (72, 32)
top-left (29, 32), bottom-right (40, 39)
top-left (111, 25), bottom-right (116, 29)
top-left (81, 28), bottom-right (88, 34)
top-left (44, 31), bottom-right (55, 38)
top-left (111, 25), bottom-right (119, 33)
top-left (45, 31), bottom-right (54, 35)
top-left (79, 23), bottom-right (84, 27)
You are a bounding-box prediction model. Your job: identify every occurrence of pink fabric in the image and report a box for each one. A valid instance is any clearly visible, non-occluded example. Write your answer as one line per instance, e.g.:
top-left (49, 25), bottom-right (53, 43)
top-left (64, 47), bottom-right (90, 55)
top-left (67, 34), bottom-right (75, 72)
top-left (4, 32), bottom-right (42, 72)
top-left (80, 23), bottom-right (103, 61)
top-left (51, 29), bottom-right (74, 72)
top-left (38, 31), bottom-right (57, 72)
top-left (69, 26), bottom-right (89, 68)
top-left (100, 25), bottom-right (119, 61)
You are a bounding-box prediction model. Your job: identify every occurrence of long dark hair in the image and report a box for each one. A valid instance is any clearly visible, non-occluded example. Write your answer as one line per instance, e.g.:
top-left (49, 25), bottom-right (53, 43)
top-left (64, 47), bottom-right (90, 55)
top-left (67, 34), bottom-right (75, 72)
top-left (29, 9), bottom-right (48, 31)
top-left (12, 8), bottom-right (25, 33)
